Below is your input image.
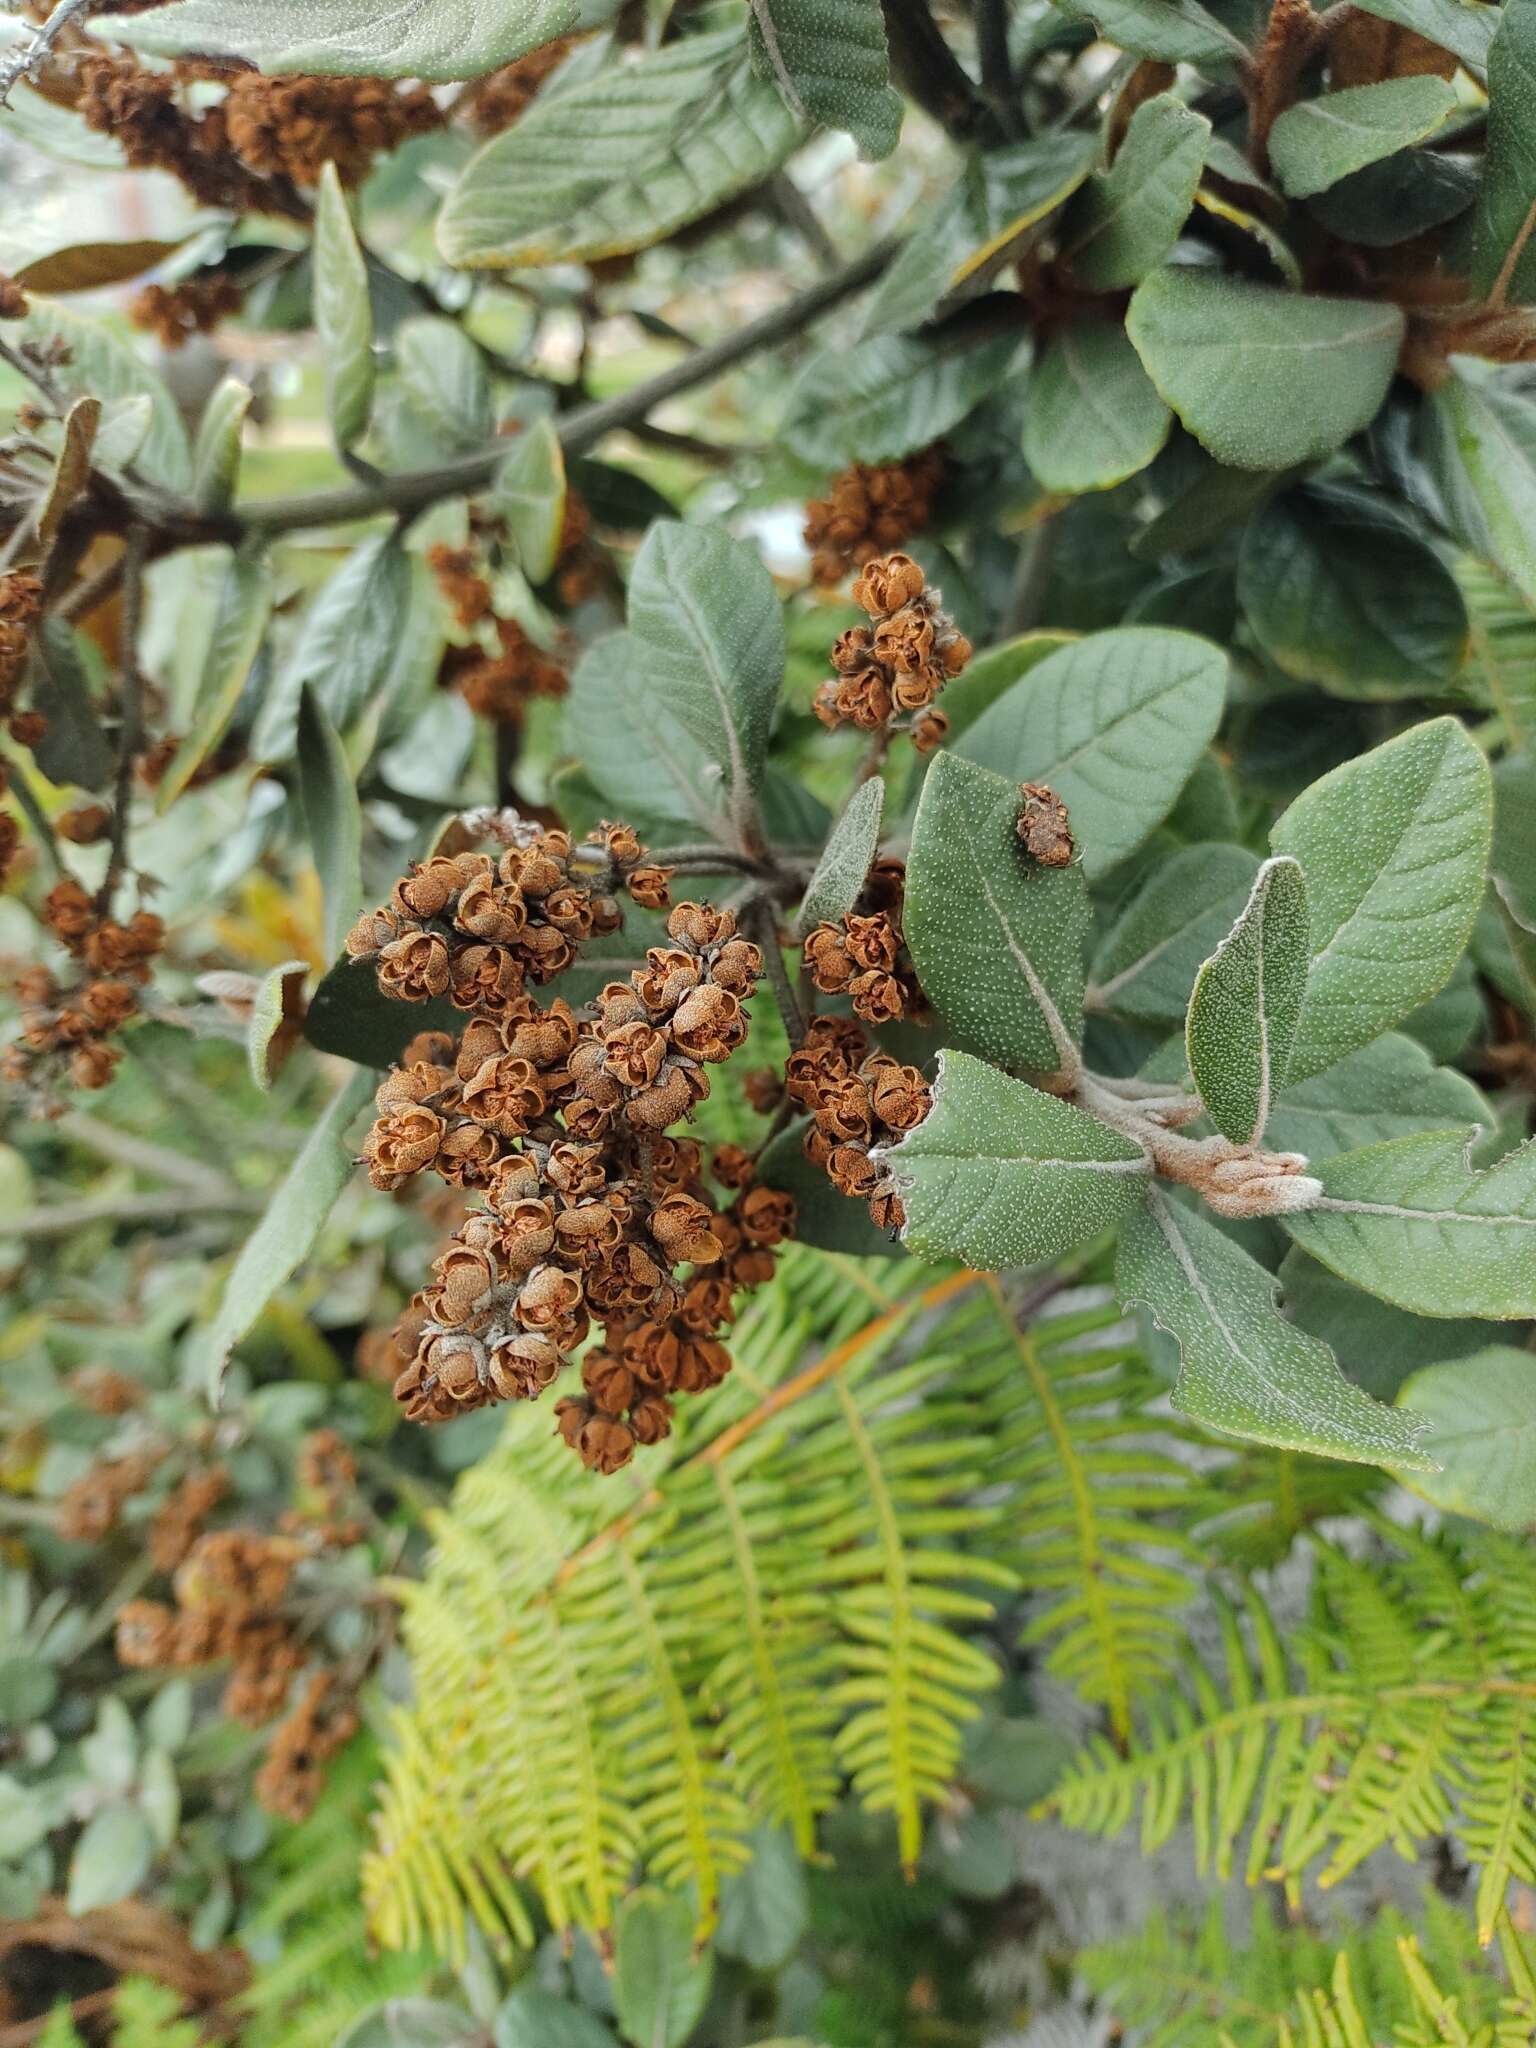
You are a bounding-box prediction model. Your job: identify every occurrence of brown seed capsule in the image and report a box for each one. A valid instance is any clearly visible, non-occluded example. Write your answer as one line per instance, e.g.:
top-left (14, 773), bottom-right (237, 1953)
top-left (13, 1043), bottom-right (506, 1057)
top-left (1017, 781), bottom-right (1075, 868)
top-left (56, 803), bottom-right (113, 845)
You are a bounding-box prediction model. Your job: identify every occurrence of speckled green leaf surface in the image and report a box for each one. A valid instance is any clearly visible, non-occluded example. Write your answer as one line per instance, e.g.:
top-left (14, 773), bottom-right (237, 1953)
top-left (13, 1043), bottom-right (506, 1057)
top-left (1264, 1033), bottom-right (1492, 1160)
top-left (1118, 1187), bottom-right (1435, 1465)
top-left (1022, 322), bottom-right (1171, 494)
top-left (1186, 856), bottom-right (1309, 1146)
top-left (314, 163), bottom-right (374, 452)
top-left (747, 0), bottom-right (901, 159)
top-left (1237, 486), bottom-right (1470, 699)
top-left (493, 418), bottom-right (567, 585)
top-left (93, 0), bottom-right (577, 78)
top-left (782, 331), bottom-right (1022, 468)
top-left (1268, 78), bottom-right (1457, 200)
top-left (1050, 0), bottom-right (1244, 65)
top-left (1126, 270), bottom-right (1404, 471)
top-left (887, 1052), bottom-right (1150, 1269)
top-left (1469, 0), bottom-right (1536, 301)
top-left (956, 627), bottom-right (1227, 877)
top-left (1394, 1347), bottom-right (1536, 1527)
top-left (438, 32), bottom-right (799, 269)
top-left (794, 777), bottom-right (883, 939)
top-left (1269, 717), bottom-right (1492, 1082)
top-left (1067, 95), bottom-right (1209, 291)
top-left (906, 752), bottom-right (1088, 1073)
top-left (1285, 1130), bottom-right (1536, 1319)
top-left (1426, 368), bottom-right (1536, 608)
top-left (1090, 844), bottom-right (1261, 1024)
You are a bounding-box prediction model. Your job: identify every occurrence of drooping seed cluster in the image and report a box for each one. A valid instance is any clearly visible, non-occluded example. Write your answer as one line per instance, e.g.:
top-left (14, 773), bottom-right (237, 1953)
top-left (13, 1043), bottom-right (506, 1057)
top-left (114, 1433), bottom-right (370, 1822)
top-left (428, 539), bottom-right (573, 727)
top-left (351, 823), bottom-right (794, 1470)
top-left (813, 553), bottom-right (970, 753)
top-left (803, 448), bottom-right (946, 588)
top-left (128, 274), bottom-right (245, 351)
top-left (3, 876), bottom-right (163, 1097)
top-left (801, 855), bottom-right (923, 1026)
top-left (786, 1016), bottom-right (932, 1234)
top-left (0, 571), bottom-right (42, 733)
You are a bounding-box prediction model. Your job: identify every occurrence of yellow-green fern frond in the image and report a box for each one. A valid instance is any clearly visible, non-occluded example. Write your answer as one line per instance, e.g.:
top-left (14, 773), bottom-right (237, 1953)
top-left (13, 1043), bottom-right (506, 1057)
top-left (1048, 1525), bottom-right (1536, 1938)
top-left (1083, 1892), bottom-right (1536, 2048)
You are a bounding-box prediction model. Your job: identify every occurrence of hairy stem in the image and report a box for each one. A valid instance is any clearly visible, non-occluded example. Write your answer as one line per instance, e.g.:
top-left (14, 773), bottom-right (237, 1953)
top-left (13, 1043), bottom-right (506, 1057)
top-left (746, 896), bottom-right (807, 1047)
top-left (96, 524), bottom-right (147, 915)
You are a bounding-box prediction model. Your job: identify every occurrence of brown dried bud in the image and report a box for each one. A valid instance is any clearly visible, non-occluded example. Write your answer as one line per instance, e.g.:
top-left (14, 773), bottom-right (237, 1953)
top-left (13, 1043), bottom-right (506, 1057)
top-left (56, 803), bottom-right (113, 845)
top-left (1017, 782), bottom-right (1074, 868)
top-left (426, 1241), bottom-right (497, 1326)
top-left (456, 872), bottom-right (528, 943)
top-left (852, 553), bottom-right (927, 618)
top-left (378, 931), bottom-right (451, 1001)
top-left (70, 1041), bottom-right (121, 1090)
top-left (649, 1189), bottom-right (723, 1264)
top-left (363, 1105), bottom-right (445, 1187)
top-left (627, 864), bottom-right (674, 910)
top-left (736, 1185), bottom-right (796, 1247)
top-left (911, 709), bottom-right (948, 754)
top-left (486, 1330), bottom-right (562, 1401)
top-left (671, 983), bottom-right (746, 1062)
top-left (849, 970), bottom-right (906, 1025)
top-left (116, 1600), bottom-right (177, 1668)
top-left (711, 1143), bottom-right (756, 1191)
top-left (629, 1393), bottom-right (673, 1446)
top-left (582, 1348), bottom-right (638, 1413)
top-left (604, 1018), bottom-right (670, 1088)
top-left (516, 1263), bottom-right (584, 1331)
top-left (667, 901), bottom-right (736, 950)
top-left (346, 906), bottom-right (403, 958)
top-left (0, 275), bottom-right (27, 321)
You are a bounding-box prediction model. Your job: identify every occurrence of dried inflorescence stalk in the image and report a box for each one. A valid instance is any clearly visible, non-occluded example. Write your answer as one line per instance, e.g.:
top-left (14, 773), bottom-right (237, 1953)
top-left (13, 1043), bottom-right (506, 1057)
top-left (350, 820), bottom-right (794, 1471)
top-left (803, 448), bottom-right (947, 588)
top-left (802, 855), bottom-right (922, 1026)
top-left (4, 877), bottom-right (163, 1096)
top-left (813, 553), bottom-right (970, 753)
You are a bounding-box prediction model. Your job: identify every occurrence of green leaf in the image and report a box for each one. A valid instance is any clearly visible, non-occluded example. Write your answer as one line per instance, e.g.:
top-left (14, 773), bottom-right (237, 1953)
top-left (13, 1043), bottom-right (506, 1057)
top-left (937, 630), bottom-right (1075, 742)
top-left (1265, 1033), bottom-right (1492, 1161)
top-left (1279, 1244), bottom-right (1497, 1398)
top-left (1426, 368), bottom-right (1536, 609)
top-left (10, 296), bottom-right (190, 491)
top-left (493, 1991), bottom-right (618, 2048)
top-left (1187, 856), bottom-right (1309, 1147)
top-left (1237, 485), bottom-right (1470, 699)
top-left (1268, 77), bottom-right (1457, 200)
top-left (905, 752), bottom-right (1089, 1072)
top-left (613, 1890), bottom-right (714, 2048)
top-left (781, 329), bottom-right (1023, 468)
top-left (747, 0), bottom-right (901, 159)
top-left (861, 136), bottom-right (1097, 336)
top-left (438, 31), bottom-right (799, 269)
top-left (1469, 0), bottom-right (1536, 301)
top-left (302, 955), bottom-right (456, 1068)
top-left (794, 776), bottom-right (883, 939)
top-left (1067, 94), bottom-right (1210, 291)
top-left (755, 1119), bottom-right (903, 1258)
top-left (887, 1050), bottom-right (1150, 1268)
top-left (191, 376), bottom-right (252, 514)
top-left (67, 1805), bottom-right (155, 1915)
top-left (956, 627), bottom-right (1228, 878)
top-left (1493, 750), bottom-right (1536, 947)
top-left (202, 1066), bottom-right (375, 1401)
top-left (1307, 146), bottom-right (1477, 248)
top-left (1285, 1129), bottom-right (1536, 1319)
top-left (1117, 1187), bottom-right (1435, 1465)
top-left (1050, 0), bottom-right (1245, 65)
top-left (157, 551), bottom-right (272, 810)
top-left (1090, 843), bottom-right (1261, 1023)
top-left (1269, 717), bottom-right (1493, 1081)
top-left (1022, 321), bottom-right (1171, 494)
top-left (29, 617), bottom-right (112, 791)
top-left (394, 316), bottom-right (492, 449)
top-left (256, 532), bottom-right (412, 760)
top-left (1349, 0), bottom-right (1499, 66)
top-left (1395, 1347), bottom-right (1536, 1528)
top-left (716, 1827), bottom-right (809, 1971)
top-left (296, 687), bottom-right (364, 964)
top-left (93, 0), bottom-right (577, 80)
top-left (492, 419), bottom-right (568, 586)
top-left (623, 521), bottom-right (785, 850)
top-left (314, 162), bottom-right (374, 452)
top-left (246, 960), bottom-right (308, 1091)
top-left (1126, 270), bottom-right (1404, 472)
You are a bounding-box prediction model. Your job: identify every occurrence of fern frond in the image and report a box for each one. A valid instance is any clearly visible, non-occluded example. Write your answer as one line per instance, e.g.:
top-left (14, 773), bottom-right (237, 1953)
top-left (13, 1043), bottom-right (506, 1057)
top-left (968, 1276), bottom-right (1210, 1740)
top-left (1049, 1525), bottom-right (1536, 1937)
top-left (1083, 1893), bottom-right (1536, 2048)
